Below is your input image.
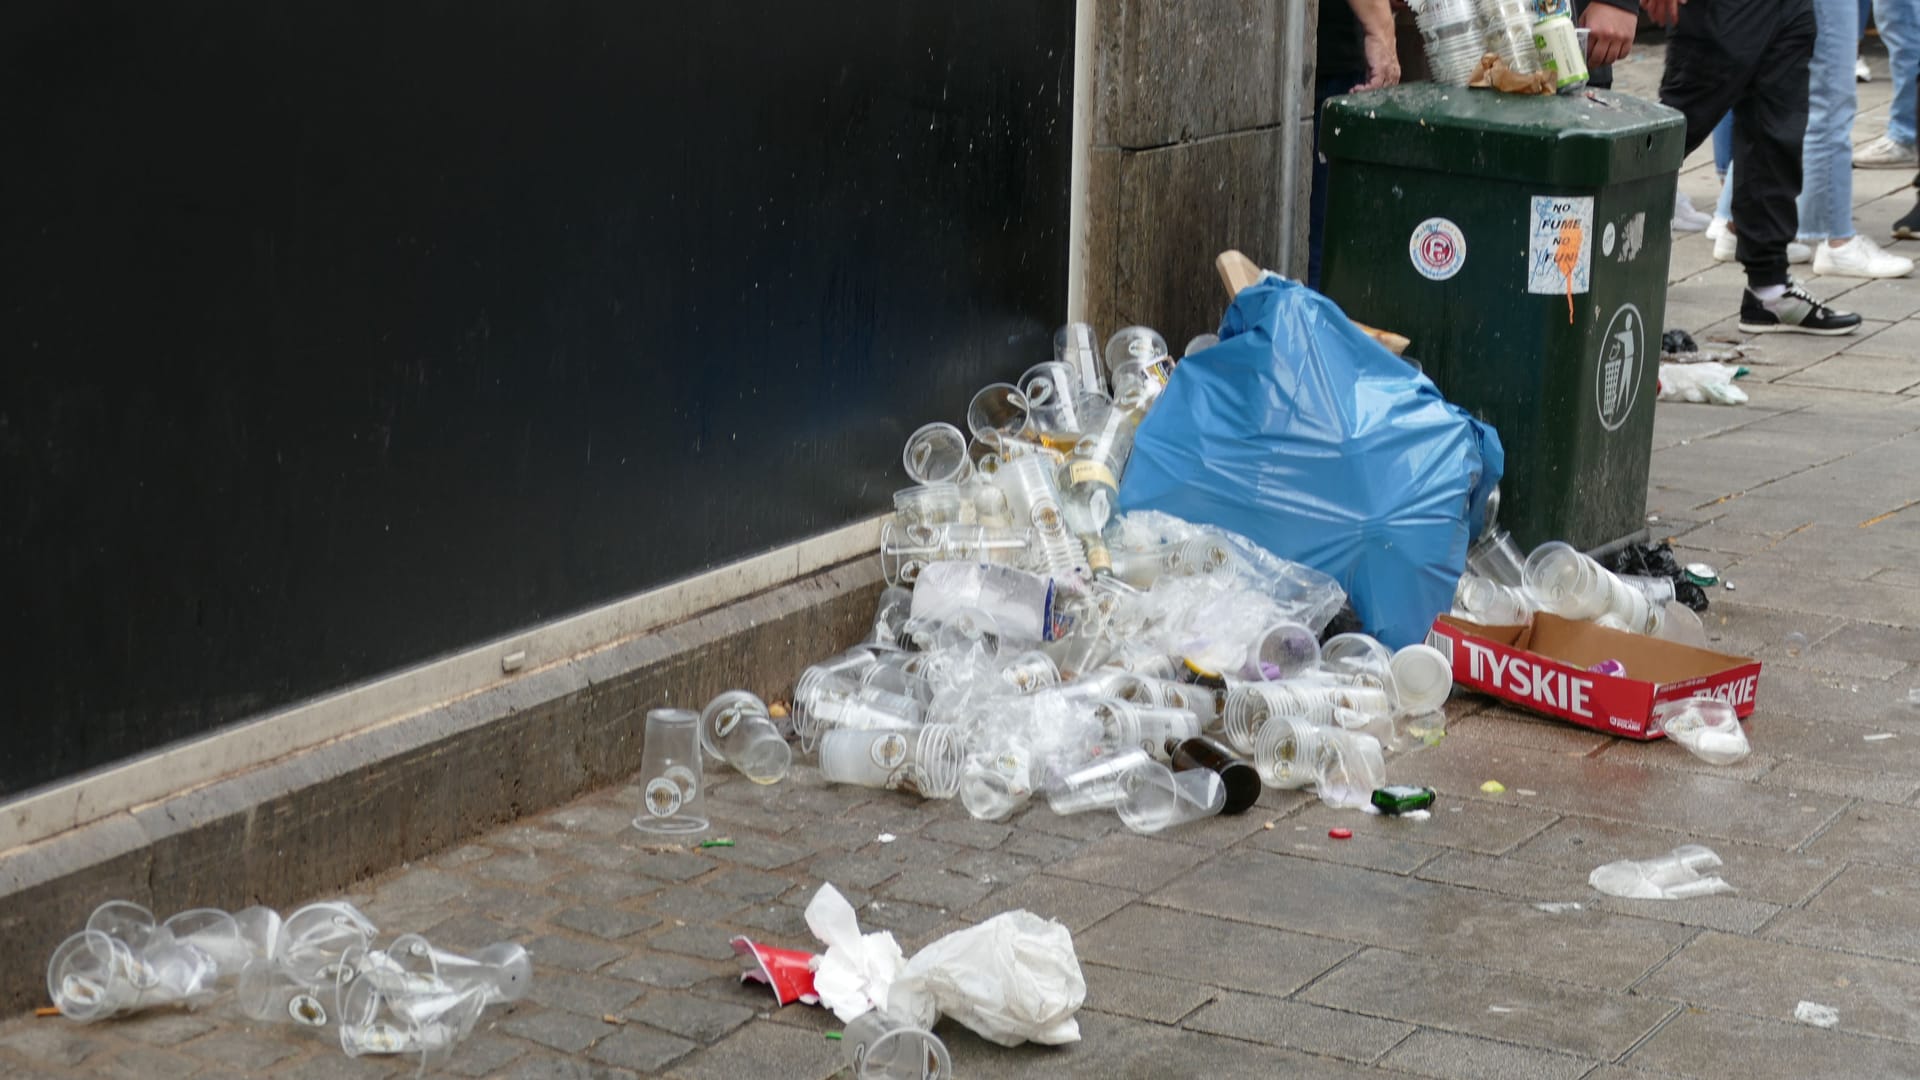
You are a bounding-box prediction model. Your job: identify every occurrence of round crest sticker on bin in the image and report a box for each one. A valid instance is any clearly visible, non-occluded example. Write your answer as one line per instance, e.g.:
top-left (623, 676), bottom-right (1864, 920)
top-left (1408, 217), bottom-right (1466, 281)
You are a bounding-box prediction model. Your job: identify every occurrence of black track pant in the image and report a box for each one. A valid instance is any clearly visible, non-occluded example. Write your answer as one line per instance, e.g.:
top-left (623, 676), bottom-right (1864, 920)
top-left (1659, 0), bottom-right (1818, 288)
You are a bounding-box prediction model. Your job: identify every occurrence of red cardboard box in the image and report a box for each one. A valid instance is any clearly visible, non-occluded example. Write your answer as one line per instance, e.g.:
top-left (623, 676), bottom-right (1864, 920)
top-left (1427, 613), bottom-right (1762, 740)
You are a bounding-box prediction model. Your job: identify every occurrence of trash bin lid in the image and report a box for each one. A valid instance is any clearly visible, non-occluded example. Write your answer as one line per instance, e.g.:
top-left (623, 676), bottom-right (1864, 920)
top-left (1321, 85), bottom-right (1686, 187)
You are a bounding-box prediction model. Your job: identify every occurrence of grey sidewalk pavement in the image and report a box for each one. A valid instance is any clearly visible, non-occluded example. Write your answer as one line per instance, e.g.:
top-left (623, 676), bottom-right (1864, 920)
top-left (7, 41), bottom-right (1920, 1080)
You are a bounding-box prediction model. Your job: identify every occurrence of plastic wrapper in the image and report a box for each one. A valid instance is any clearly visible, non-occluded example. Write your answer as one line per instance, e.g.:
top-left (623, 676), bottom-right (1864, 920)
top-left (1118, 276), bottom-right (1503, 648)
top-left (1655, 697), bottom-right (1751, 765)
top-left (1588, 844), bottom-right (1735, 900)
top-left (887, 910), bottom-right (1087, 1047)
top-left (1658, 361), bottom-right (1749, 405)
top-left (805, 884), bottom-right (907, 1022)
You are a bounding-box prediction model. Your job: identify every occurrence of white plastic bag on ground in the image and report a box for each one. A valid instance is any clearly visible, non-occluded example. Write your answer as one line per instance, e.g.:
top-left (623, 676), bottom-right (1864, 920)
top-left (1656, 697), bottom-right (1750, 765)
top-left (1658, 362), bottom-right (1748, 405)
top-left (1589, 844), bottom-right (1735, 899)
top-left (887, 910), bottom-right (1086, 1047)
top-left (804, 884), bottom-right (906, 1022)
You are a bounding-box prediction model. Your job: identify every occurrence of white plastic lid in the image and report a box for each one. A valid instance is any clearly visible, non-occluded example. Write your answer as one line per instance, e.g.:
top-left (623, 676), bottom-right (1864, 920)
top-left (1390, 644), bottom-right (1455, 715)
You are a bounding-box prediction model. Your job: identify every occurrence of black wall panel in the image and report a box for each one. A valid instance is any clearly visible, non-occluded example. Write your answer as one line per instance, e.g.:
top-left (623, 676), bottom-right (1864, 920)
top-left (0, 2), bottom-right (1074, 795)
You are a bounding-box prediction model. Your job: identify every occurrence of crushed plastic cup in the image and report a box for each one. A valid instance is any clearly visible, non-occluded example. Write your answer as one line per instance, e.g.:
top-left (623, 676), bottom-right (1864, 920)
top-left (1466, 526), bottom-right (1527, 588)
top-left (843, 1009), bottom-right (954, 1080)
top-left (1389, 643), bottom-right (1453, 716)
top-left (892, 483), bottom-right (974, 527)
top-left (1313, 728), bottom-right (1388, 809)
top-left (699, 691), bottom-right (793, 785)
top-left (966, 382), bottom-right (1030, 444)
top-left (633, 709), bottom-right (709, 836)
top-left (818, 724), bottom-right (965, 799)
top-left (1589, 844), bottom-right (1734, 899)
top-left (1655, 697), bottom-right (1750, 765)
top-left (869, 585), bottom-right (914, 648)
top-left (902, 422), bottom-right (973, 486)
top-left (958, 746), bottom-right (1035, 822)
top-left (1115, 759), bottom-right (1225, 834)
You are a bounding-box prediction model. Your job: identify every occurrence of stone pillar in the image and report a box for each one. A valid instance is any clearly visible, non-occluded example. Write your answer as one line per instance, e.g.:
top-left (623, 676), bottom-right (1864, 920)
top-left (1077, 0), bottom-right (1318, 347)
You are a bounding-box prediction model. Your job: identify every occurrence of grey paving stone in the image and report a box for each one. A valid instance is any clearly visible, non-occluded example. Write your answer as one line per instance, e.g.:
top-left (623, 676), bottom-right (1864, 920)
top-left (551, 905), bottom-right (663, 941)
top-left (462, 884), bottom-right (566, 925)
top-left (435, 844), bottom-right (496, 869)
top-left (500, 1009), bottom-right (619, 1054)
top-left (1184, 992), bottom-right (1413, 1062)
top-left (1048, 832), bottom-right (1211, 891)
top-left (1002, 830), bottom-right (1089, 862)
top-left (1080, 962), bottom-right (1218, 1024)
top-left (1766, 863), bottom-right (1920, 963)
top-left (100, 1011), bottom-right (218, 1047)
top-left (588, 1026), bottom-right (697, 1073)
top-left (646, 886), bottom-right (746, 921)
top-left (1637, 930), bottom-right (1920, 1043)
top-left (728, 901), bottom-right (811, 939)
top-left (465, 854), bottom-right (569, 886)
top-left (855, 834), bottom-right (962, 867)
top-left (424, 911), bottom-right (530, 951)
top-left (931, 1008), bottom-right (1388, 1079)
top-left (1267, 795), bottom-right (1562, 857)
top-left (630, 850), bottom-right (717, 882)
top-left (0, 1025), bottom-right (105, 1067)
top-left (550, 869), bottom-right (663, 904)
top-left (623, 995), bottom-right (757, 1043)
top-left (688, 970), bottom-right (789, 1012)
top-left (1415, 850), bottom-right (1783, 934)
top-left (1759, 759), bottom-right (1920, 806)
top-left (91, 1047), bottom-right (208, 1079)
top-left (439, 1033), bottom-right (532, 1077)
top-left (666, 1020), bottom-right (842, 1080)
top-left (1406, 738), bottom-right (1850, 849)
top-left (526, 933), bottom-right (626, 973)
top-left (1380, 1028), bottom-right (1595, 1080)
top-left (274, 1053), bottom-right (408, 1079)
top-left (1078, 903), bottom-right (1355, 996)
top-left (648, 924), bottom-right (739, 961)
top-left (605, 952), bottom-right (720, 990)
top-left (545, 804), bottom-right (638, 835)
top-left (1627, 1007), bottom-right (1920, 1080)
top-left (527, 970), bottom-right (649, 1017)
top-left (946, 847), bottom-right (1044, 889)
top-left (700, 867), bottom-right (792, 902)
top-left (500, 1054), bottom-right (638, 1080)
top-left (923, 818), bottom-right (1014, 849)
top-left (699, 837), bottom-right (812, 870)
top-left (1247, 822), bottom-right (1442, 875)
top-left (176, 1030), bottom-right (300, 1072)
top-left (1151, 852), bottom-right (1692, 990)
top-left (806, 852), bottom-right (905, 890)
top-left (1300, 948), bottom-right (1675, 1060)
top-left (960, 873), bottom-right (1136, 932)
top-left (1807, 801), bottom-right (1920, 867)
top-left (882, 868), bottom-right (997, 910)
top-left (856, 897), bottom-right (952, 941)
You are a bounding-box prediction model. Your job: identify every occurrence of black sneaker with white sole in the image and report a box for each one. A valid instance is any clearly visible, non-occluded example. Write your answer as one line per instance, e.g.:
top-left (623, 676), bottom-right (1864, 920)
top-left (1895, 199), bottom-right (1920, 239)
top-left (1737, 281), bottom-right (1862, 335)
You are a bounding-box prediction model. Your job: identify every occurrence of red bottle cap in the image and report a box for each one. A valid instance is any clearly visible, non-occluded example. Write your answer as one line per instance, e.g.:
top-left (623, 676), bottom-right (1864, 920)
top-left (1328, 827), bottom-right (1353, 840)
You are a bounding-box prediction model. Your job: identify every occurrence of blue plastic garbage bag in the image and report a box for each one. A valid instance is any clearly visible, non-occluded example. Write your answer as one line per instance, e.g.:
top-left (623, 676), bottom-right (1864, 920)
top-left (1117, 275), bottom-right (1504, 649)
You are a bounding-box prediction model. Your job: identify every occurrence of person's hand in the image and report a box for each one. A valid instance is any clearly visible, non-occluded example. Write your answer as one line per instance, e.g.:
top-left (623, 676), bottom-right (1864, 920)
top-left (1641, 0), bottom-right (1686, 30)
top-left (1579, 3), bottom-right (1638, 66)
top-left (1352, 30), bottom-right (1402, 91)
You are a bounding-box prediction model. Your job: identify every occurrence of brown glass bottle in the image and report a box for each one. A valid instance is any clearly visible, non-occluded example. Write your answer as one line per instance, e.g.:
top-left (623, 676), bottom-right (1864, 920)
top-left (1166, 735), bottom-right (1261, 815)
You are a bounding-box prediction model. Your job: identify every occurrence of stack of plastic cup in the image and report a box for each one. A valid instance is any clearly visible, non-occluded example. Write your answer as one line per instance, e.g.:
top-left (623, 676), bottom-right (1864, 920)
top-left (1417, 0), bottom-right (1486, 86)
top-left (1477, 0), bottom-right (1543, 73)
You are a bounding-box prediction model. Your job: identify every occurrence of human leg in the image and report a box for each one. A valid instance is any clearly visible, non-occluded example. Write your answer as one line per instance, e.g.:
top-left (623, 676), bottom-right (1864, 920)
top-left (1874, 0), bottom-right (1920, 148)
top-left (1798, 0), bottom-right (1860, 242)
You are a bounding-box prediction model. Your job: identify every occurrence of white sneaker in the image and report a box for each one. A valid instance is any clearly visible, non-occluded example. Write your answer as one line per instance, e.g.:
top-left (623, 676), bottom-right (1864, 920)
top-left (1673, 192), bottom-right (1713, 233)
top-left (1858, 54), bottom-right (1872, 82)
top-left (1715, 230), bottom-right (1813, 263)
top-left (1812, 235), bottom-right (1916, 278)
top-left (1854, 134), bottom-right (1917, 168)
top-left (1705, 215), bottom-right (1731, 241)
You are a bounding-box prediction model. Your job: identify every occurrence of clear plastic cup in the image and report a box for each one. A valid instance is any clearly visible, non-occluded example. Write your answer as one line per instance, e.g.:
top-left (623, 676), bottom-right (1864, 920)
top-left (966, 382), bottom-right (1029, 443)
top-left (47, 930), bottom-right (143, 1021)
top-left (699, 691), bottom-right (793, 785)
top-left (792, 669), bottom-right (926, 753)
top-left (278, 901), bottom-right (379, 987)
top-left (1314, 728), bottom-right (1388, 809)
top-left (1046, 748), bottom-right (1154, 814)
top-left (1019, 361), bottom-right (1091, 440)
top-left (1523, 541), bottom-right (1612, 620)
top-left (1091, 697), bottom-right (1202, 760)
top-left (1248, 620), bottom-right (1322, 681)
top-left (1253, 715), bottom-right (1327, 788)
top-left (958, 744), bottom-right (1035, 822)
top-left (818, 724), bottom-right (964, 799)
top-left (1055, 321), bottom-right (1107, 398)
top-left (891, 484), bottom-right (973, 527)
top-left (632, 709), bottom-right (708, 836)
top-left (1389, 644), bottom-right (1454, 716)
top-left (998, 650), bottom-right (1061, 694)
top-left (994, 454), bottom-right (1089, 579)
top-left (901, 422), bottom-right (973, 486)
top-left (1116, 760), bottom-right (1226, 834)
top-left (843, 1009), bottom-right (954, 1080)
top-left (868, 585), bottom-right (914, 648)
top-left (1454, 574), bottom-right (1535, 625)
top-left (1467, 527), bottom-right (1528, 588)
top-left (1103, 326), bottom-right (1170, 383)
top-left (1619, 574), bottom-right (1678, 606)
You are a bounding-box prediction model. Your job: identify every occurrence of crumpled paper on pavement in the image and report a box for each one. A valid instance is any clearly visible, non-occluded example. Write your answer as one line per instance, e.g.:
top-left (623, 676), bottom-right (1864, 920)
top-left (888, 910), bottom-right (1086, 1047)
top-left (804, 884), bottom-right (905, 1022)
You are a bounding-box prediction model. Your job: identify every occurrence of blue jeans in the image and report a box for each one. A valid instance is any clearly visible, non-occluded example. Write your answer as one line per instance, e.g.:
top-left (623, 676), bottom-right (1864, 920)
top-left (1800, 0), bottom-right (1859, 239)
top-left (1879, 0), bottom-right (1919, 146)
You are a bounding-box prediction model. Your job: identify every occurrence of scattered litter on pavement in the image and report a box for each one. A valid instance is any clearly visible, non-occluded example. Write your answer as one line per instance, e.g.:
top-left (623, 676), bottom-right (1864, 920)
top-left (42, 899), bottom-right (527, 1073)
top-left (890, 909), bottom-right (1086, 1047)
top-left (1514, 788), bottom-right (1538, 797)
top-left (1329, 827), bottom-right (1353, 840)
top-left (1784, 632), bottom-right (1809, 657)
top-left (1534, 901), bottom-right (1584, 914)
top-left (876, 833), bottom-right (897, 843)
top-left (1908, 687), bottom-right (1920, 707)
top-left (1481, 780), bottom-right (1507, 794)
top-left (1795, 1001), bottom-right (1840, 1029)
top-left (732, 937), bottom-right (820, 1006)
top-left (699, 837), bottom-right (736, 848)
top-left (1589, 845), bottom-right (1735, 899)
top-left (1658, 361), bottom-right (1748, 405)
top-left (1864, 733), bottom-right (1896, 742)
top-left (806, 884), bottom-right (906, 1022)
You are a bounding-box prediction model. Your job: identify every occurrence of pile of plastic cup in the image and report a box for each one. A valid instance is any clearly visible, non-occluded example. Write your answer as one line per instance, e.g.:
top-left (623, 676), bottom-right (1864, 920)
top-left (1418, 0), bottom-right (1487, 86)
top-left (1477, 0), bottom-right (1544, 74)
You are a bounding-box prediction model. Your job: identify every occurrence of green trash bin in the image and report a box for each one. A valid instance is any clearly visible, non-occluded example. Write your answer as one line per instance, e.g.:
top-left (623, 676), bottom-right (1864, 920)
top-left (1319, 85), bottom-right (1686, 556)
